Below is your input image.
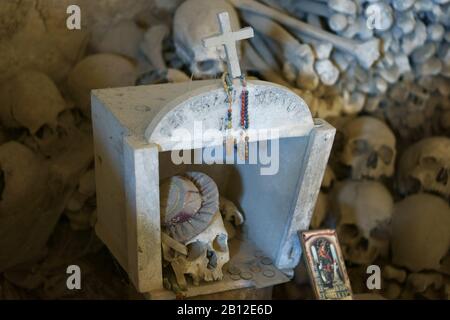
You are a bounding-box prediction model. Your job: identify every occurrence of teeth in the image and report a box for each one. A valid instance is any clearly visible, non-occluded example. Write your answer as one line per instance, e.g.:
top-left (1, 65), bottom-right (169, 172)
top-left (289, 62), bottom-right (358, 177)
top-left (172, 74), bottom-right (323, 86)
top-left (436, 168), bottom-right (448, 185)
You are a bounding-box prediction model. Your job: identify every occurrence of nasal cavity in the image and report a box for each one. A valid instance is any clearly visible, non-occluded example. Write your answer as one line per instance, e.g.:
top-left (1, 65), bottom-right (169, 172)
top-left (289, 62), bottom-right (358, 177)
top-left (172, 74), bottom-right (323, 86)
top-left (197, 60), bottom-right (218, 73)
top-left (367, 152), bottom-right (378, 169)
top-left (436, 168), bottom-right (448, 185)
top-left (207, 250), bottom-right (218, 269)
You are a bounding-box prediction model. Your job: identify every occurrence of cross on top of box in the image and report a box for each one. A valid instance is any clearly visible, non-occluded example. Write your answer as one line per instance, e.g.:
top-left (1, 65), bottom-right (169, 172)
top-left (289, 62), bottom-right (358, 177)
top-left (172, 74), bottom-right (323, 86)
top-left (202, 12), bottom-right (254, 78)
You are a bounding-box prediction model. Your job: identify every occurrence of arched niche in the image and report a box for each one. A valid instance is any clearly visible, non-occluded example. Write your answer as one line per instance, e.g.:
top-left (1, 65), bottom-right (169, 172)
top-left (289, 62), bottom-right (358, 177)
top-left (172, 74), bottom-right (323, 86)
top-left (144, 80), bottom-right (314, 151)
top-left (91, 79), bottom-right (335, 298)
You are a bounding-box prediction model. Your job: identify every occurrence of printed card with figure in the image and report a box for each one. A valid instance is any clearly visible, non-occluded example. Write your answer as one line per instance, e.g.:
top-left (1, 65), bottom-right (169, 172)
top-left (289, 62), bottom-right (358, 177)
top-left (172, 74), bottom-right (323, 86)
top-left (300, 229), bottom-right (353, 300)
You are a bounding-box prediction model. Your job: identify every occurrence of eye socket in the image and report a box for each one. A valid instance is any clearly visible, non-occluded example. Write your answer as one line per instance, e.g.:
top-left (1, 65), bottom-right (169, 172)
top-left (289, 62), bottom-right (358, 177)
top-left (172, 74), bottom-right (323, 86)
top-left (351, 139), bottom-right (369, 155)
top-left (213, 234), bottom-right (227, 252)
top-left (339, 224), bottom-right (359, 243)
top-left (35, 125), bottom-right (53, 139)
top-left (187, 241), bottom-right (206, 261)
top-left (196, 60), bottom-right (219, 73)
top-left (378, 145), bottom-right (394, 164)
top-left (370, 221), bottom-right (390, 241)
top-left (420, 156), bottom-right (438, 167)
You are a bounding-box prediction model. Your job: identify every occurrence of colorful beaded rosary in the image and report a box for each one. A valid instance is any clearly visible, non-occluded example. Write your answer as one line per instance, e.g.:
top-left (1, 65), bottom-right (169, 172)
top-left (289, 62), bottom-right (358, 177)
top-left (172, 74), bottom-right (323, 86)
top-left (222, 72), bottom-right (234, 156)
top-left (239, 75), bottom-right (249, 160)
top-left (221, 72), bottom-right (250, 160)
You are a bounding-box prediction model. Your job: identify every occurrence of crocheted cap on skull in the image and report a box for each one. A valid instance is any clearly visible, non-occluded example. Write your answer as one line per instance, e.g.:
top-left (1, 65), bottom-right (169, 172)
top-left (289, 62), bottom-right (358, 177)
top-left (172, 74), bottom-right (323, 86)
top-left (160, 171), bottom-right (219, 243)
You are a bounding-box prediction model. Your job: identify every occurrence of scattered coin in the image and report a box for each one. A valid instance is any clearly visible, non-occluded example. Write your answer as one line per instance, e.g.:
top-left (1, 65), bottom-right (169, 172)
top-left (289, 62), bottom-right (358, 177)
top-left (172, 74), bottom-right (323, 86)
top-left (249, 265), bottom-right (262, 273)
top-left (254, 250), bottom-right (265, 258)
top-left (240, 271), bottom-right (253, 280)
top-left (227, 265), bottom-right (241, 275)
top-left (263, 269), bottom-right (275, 278)
top-left (230, 274), bottom-right (241, 281)
top-left (260, 257), bottom-right (273, 265)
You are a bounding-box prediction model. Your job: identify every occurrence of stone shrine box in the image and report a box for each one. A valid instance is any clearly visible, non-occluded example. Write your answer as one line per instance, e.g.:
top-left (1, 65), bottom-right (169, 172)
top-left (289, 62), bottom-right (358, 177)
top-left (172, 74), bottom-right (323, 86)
top-left (91, 79), bottom-right (335, 299)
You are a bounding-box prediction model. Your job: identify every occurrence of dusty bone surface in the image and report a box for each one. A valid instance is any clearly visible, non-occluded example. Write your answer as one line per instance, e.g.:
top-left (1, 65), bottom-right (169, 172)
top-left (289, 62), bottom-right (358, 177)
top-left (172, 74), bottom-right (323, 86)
top-left (0, 0), bottom-right (450, 301)
top-left (231, 0), bottom-right (381, 69)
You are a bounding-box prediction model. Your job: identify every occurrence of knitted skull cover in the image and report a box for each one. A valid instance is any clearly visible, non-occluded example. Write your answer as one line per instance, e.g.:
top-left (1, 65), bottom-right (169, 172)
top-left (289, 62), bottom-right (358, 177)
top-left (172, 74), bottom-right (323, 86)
top-left (160, 171), bottom-right (219, 243)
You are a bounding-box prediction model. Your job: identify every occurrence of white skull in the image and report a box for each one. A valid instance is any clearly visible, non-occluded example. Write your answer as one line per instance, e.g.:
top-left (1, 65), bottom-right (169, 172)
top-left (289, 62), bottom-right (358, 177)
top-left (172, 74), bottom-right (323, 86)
top-left (160, 172), bottom-right (229, 287)
top-left (391, 193), bottom-right (450, 272)
top-left (0, 142), bottom-right (48, 215)
top-left (68, 53), bottom-right (137, 117)
top-left (0, 142), bottom-right (49, 271)
top-left (0, 71), bottom-right (91, 158)
top-left (173, 0), bottom-right (241, 78)
top-left (397, 137), bottom-right (450, 199)
top-left (0, 70), bottom-right (67, 154)
top-left (332, 180), bottom-right (393, 265)
top-left (166, 211), bottom-right (229, 287)
top-left (340, 116), bottom-right (396, 180)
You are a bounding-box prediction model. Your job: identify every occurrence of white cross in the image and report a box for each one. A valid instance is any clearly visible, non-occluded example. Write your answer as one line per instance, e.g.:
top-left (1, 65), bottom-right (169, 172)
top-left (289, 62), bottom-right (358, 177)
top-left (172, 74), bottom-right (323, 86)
top-left (202, 12), bottom-right (254, 79)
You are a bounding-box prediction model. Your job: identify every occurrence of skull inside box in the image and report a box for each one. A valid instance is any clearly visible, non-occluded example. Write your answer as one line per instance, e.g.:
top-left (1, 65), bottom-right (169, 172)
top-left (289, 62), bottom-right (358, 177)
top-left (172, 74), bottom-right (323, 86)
top-left (91, 78), bottom-right (334, 298)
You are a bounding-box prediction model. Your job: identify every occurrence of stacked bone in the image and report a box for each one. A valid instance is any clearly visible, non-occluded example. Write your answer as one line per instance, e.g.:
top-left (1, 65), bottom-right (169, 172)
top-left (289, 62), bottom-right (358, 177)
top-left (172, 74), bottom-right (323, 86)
top-left (0, 0), bottom-right (180, 300)
top-left (0, 0), bottom-right (449, 300)
top-left (219, 0), bottom-right (450, 299)
top-left (228, 0), bottom-right (450, 142)
top-left (296, 117), bottom-right (450, 300)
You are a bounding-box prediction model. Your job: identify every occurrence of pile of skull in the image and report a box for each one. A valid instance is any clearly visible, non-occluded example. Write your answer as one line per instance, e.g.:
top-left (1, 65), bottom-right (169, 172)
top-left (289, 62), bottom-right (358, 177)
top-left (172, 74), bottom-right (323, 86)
top-left (227, 0), bottom-right (450, 300)
top-left (305, 116), bottom-right (450, 300)
top-left (228, 0), bottom-right (450, 143)
top-left (0, 0), bottom-right (449, 299)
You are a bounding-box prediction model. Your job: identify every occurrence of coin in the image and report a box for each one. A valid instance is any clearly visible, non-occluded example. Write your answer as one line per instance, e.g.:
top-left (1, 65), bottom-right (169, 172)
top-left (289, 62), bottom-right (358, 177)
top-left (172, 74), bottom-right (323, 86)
top-left (230, 274), bottom-right (241, 281)
top-left (263, 269), bottom-right (275, 278)
top-left (249, 265), bottom-right (261, 273)
top-left (260, 257), bottom-right (273, 265)
top-left (227, 265), bottom-right (241, 275)
top-left (240, 271), bottom-right (253, 280)
top-left (254, 250), bottom-right (265, 258)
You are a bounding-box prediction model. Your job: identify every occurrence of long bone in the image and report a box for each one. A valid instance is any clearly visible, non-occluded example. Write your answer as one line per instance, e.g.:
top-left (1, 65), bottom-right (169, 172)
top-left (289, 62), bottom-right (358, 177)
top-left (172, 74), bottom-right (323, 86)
top-left (249, 32), bottom-right (281, 72)
top-left (269, 0), bottom-right (349, 32)
top-left (240, 10), bottom-right (318, 89)
top-left (229, 0), bottom-right (380, 69)
top-left (240, 11), bottom-right (312, 68)
top-left (242, 42), bottom-right (291, 87)
top-left (140, 24), bottom-right (169, 70)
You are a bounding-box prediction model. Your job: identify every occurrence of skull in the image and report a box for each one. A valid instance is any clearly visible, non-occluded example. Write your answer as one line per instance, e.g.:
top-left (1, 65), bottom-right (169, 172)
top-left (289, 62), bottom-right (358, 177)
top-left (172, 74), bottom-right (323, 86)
top-left (169, 211), bottom-right (229, 287)
top-left (68, 53), bottom-right (137, 117)
top-left (0, 70), bottom-right (67, 154)
top-left (160, 172), bottom-right (229, 287)
top-left (332, 180), bottom-right (393, 265)
top-left (0, 142), bottom-right (49, 271)
top-left (0, 142), bottom-right (48, 215)
top-left (340, 116), bottom-right (396, 180)
top-left (173, 0), bottom-right (241, 78)
top-left (397, 137), bottom-right (450, 199)
top-left (391, 193), bottom-right (450, 272)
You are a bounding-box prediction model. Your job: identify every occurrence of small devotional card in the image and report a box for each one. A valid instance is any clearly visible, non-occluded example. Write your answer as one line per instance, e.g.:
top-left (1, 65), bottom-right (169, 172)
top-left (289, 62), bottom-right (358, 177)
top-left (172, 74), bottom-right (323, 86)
top-left (300, 229), bottom-right (353, 300)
